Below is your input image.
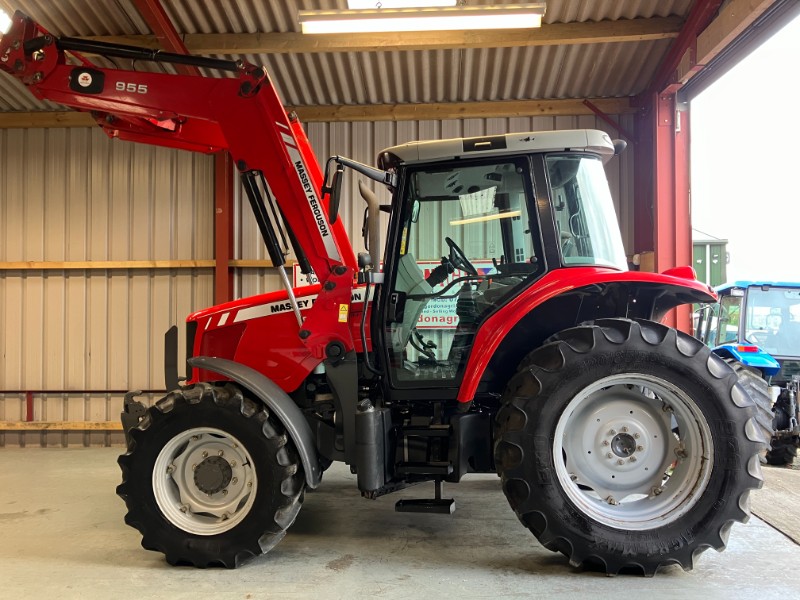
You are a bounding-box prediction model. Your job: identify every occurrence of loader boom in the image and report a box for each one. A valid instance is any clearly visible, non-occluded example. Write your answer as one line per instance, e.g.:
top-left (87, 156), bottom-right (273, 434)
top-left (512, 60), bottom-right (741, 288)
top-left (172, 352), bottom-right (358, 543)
top-left (0, 11), bottom-right (358, 357)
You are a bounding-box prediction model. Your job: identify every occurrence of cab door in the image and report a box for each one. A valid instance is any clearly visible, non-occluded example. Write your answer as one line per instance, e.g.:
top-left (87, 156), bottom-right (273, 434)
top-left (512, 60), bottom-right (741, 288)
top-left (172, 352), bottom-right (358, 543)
top-left (380, 156), bottom-right (545, 391)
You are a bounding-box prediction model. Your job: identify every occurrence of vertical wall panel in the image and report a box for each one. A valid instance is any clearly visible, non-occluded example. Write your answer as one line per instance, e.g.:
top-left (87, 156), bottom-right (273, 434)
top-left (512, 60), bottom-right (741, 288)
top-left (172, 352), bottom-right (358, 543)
top-left (0, 128), bottom-right (214, 447)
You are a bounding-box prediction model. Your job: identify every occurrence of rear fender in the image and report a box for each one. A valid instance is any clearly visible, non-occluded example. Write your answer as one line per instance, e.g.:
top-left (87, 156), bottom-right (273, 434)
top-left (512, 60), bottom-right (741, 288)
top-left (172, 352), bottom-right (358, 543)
top-left (187, 356), bottom-right (322, 489)
top-left (457, 268), bottom-right (716, 402)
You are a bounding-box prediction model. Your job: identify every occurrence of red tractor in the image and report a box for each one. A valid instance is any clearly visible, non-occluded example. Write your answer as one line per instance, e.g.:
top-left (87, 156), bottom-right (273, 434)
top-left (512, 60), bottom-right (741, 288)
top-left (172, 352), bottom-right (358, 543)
top-left (1, 12), bottom-right (765, 575)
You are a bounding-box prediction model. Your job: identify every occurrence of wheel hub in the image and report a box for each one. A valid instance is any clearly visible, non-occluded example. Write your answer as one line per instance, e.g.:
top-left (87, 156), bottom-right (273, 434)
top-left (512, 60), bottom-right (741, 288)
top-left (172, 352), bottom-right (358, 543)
top-left (194, 455), bottom-right (233, 495)
top-left (611, 432), bottom-right (636, 457)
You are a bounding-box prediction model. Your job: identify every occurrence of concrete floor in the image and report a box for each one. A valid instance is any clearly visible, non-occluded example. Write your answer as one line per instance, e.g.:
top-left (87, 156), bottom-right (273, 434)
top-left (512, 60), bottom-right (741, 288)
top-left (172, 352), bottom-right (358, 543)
top-left (1, 448), bottom-right (799, 600)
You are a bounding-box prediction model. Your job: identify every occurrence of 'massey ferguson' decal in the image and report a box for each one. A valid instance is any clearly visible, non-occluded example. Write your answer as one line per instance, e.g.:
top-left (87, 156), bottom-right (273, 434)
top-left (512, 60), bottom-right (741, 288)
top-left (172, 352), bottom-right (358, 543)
top-left (280, 125), bottom-right (341, 262)
top-left (234, 297), bottom-right (315, 323)
top-left (232, 289), bottom-right (372, 323)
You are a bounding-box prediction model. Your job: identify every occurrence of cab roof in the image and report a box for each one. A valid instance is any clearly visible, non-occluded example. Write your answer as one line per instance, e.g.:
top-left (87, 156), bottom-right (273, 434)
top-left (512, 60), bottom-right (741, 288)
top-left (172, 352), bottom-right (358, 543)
top-left (717, 281), bottom-right (800, 293)
top-left (378, 129), bottom-right (615, 169)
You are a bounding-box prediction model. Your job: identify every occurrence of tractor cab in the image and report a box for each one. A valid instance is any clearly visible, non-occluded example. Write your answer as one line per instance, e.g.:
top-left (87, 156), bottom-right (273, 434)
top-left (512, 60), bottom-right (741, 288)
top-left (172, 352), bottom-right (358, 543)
top-left (369, 129), bottom-right (629, 388)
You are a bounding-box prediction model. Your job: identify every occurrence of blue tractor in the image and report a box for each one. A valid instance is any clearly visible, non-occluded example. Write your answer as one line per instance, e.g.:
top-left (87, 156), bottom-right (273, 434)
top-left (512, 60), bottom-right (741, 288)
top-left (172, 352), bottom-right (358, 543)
top-left (696, 281), bottom-right (800, 465)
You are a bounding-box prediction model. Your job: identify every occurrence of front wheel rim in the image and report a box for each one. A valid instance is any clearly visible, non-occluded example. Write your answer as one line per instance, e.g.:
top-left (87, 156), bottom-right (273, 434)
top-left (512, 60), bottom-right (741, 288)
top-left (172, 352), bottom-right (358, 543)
top-left (152, 427), bottom-right (258, 535)
top-left (553, 373), bottom-right (713, 530)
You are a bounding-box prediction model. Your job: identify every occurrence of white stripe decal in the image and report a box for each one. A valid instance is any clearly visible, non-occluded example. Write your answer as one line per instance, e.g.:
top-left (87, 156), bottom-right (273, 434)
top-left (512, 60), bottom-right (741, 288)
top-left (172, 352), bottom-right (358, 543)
top-left (281, 132), bottom-right (296, 147)
top-left (232, 288), bottom-right (372, 323)
top-left (218, 312), bottom-right (229, 326)
top-left (276, 121), bottom-right (290, 131)
top-left (285, 145), bottom-right (341, 262)
top-left (234, 296), bottom-right (317, 323)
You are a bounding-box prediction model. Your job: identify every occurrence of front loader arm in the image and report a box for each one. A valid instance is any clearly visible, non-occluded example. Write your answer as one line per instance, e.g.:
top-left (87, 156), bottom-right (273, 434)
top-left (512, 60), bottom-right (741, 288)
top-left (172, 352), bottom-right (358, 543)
top-left (1, 11), bottom-right (358, 357)
top-left (0, 11), bottom-right (355, 276)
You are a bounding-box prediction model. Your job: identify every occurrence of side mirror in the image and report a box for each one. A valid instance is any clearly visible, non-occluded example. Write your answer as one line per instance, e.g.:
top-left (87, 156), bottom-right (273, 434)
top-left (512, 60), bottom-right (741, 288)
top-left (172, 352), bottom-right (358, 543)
top-left (328, 165), bottom-right (344, 225)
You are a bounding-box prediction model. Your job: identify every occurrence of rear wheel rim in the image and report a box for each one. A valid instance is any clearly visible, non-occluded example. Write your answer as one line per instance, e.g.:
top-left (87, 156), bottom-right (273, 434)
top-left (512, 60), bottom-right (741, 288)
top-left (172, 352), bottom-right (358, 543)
top-left (152, 427), bottom-right (258, 535)
top-left (553, 373), bottom-right (713, 530)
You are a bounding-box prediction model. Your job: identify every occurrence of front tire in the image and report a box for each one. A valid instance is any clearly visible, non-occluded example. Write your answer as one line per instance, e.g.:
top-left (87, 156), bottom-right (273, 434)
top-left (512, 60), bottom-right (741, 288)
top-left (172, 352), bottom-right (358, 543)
top-left (495, 319), bottom-right (764, 575)
top-left (725, 359), bottom-right (774, 463)
top-left (117, 383), bottom-right (305, 567)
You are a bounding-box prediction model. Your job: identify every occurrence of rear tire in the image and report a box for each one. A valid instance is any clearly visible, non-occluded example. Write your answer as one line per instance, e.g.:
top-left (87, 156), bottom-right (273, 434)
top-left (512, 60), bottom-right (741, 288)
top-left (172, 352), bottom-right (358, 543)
top-left (495, 319), bottom-right (764, 575)
top-left (117, 383), bottom-right (305, 567)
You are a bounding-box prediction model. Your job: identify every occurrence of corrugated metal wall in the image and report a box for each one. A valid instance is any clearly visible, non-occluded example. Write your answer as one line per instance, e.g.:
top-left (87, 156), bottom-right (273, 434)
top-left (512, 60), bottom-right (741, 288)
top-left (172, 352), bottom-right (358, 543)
top-left (1, 115), bottom-right (634, 447)
top-left (0, 128), bottom-right (214, 447)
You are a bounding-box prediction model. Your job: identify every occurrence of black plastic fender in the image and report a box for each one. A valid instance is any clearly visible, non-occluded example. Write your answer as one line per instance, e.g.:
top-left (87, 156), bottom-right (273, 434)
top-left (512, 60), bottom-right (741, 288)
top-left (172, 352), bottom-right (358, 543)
top-left (188, 356), bottom-right (322, 489)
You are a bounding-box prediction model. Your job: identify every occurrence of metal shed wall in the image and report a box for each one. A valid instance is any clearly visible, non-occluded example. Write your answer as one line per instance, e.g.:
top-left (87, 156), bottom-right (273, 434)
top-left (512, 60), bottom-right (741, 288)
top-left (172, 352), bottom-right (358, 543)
top-left (1, 115), bottom-right (633, 447)
top-left (0, 128), bottom-right (214, 447)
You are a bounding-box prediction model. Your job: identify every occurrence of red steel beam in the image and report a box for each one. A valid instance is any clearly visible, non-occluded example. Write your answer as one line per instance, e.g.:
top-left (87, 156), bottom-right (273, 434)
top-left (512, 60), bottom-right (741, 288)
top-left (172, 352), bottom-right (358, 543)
top-left (632, 106), bottom-right (654, 254)
top-left (631, 1), bottom-right (721, 308)
top-left (132, 0), bottom-right (199, 77)
top-left (652, 94), bottom-right (692, 332)
top-left (647, 0), bottom-right (723, 96)
top-left (133, 0), bottom-right (235, 302)
top-left (215, 152), bottom-right (235, 303)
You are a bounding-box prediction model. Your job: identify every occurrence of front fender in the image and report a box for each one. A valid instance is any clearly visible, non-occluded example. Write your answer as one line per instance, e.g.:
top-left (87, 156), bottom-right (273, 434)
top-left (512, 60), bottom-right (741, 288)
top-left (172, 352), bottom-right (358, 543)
top-left (713, 344), bottom-right (781, 377)
top-left (188, 356), bottom-right (322, 489)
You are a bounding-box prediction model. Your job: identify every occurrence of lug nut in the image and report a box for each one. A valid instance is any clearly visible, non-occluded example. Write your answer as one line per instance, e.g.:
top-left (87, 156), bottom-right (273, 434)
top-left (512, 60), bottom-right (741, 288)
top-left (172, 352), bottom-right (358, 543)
top-left (621, 426), bottom-right (629, 433)
top-left (606, 496), bottom-right (618, 505)
top-left (602, 440), bottom-right (610, 446)
top-left (230, 460), bottom-right (237, 468)
top-left (569, 474), bottom-right (578, 482)
top-left (637, 445), bottom-right (644, 452)
top-left (609, 429), bottom-right (617, 436)
top-left (202, 451), bottom-right (208, 458)
top-left (629, 456), bottom-right (637, 463)
top-left (222, 489), bottom-right (228, 496)
top-left (232, 477), bottom-right (238, 485)
top-left (179, 504), bottom-right (189, 513)
top-left (634, 433), bottom-right (641, 439)
top-left (651, 487), bottom-right (663, 496)
top-left (166, 465), bottom-right (175, 474)
top-left (617, 459), bottom-right (625, 465)
top-left (247, 481), bottom-right (253, 488)
top-left (218, 450), bottom-right (224, 457)
top-left (192, 463), bottom-right (197, 471)
top-left (606, 453), bottom-right (613, 459)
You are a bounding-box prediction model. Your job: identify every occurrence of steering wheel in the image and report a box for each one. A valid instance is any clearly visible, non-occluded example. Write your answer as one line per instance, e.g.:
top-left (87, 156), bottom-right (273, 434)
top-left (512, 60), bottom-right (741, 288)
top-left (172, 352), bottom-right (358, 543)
top-left (445, 236), bottom-right (478, 276)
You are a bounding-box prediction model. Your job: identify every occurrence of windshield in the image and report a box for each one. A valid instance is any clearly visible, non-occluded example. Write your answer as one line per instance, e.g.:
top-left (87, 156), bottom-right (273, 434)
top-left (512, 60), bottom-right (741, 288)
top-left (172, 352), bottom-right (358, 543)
top-left (744, 286), bottom-right (800, 356)
top-left (546, 154), bottom-right (628, 270)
